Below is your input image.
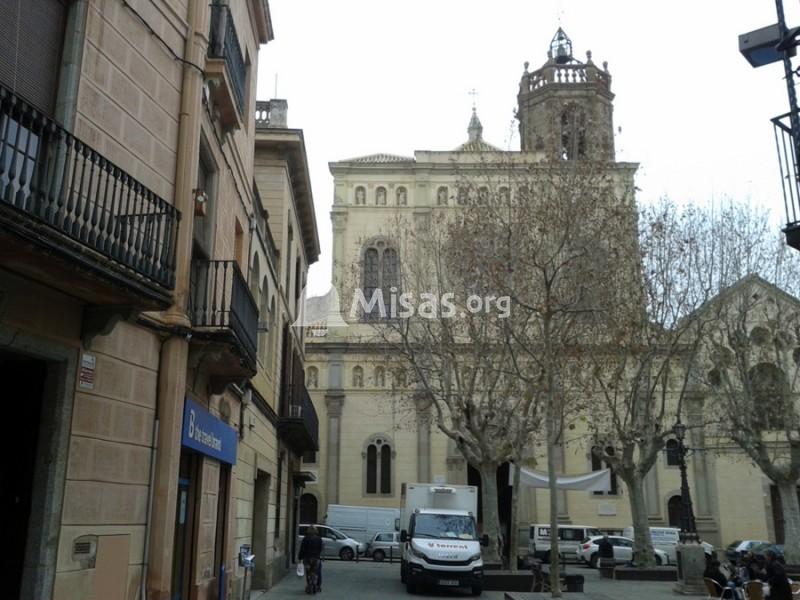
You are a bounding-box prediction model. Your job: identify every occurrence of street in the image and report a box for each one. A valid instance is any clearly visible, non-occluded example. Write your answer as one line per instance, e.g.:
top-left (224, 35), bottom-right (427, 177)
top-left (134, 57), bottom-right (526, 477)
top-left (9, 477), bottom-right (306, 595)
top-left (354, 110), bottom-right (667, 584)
top-left (251, 561), bottom-right (682, 600)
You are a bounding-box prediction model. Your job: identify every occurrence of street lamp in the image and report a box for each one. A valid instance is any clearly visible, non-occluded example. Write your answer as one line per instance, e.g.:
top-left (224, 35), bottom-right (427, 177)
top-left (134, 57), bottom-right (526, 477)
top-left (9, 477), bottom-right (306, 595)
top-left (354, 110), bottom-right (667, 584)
top-left (672, 420), bottom-right (699, 543)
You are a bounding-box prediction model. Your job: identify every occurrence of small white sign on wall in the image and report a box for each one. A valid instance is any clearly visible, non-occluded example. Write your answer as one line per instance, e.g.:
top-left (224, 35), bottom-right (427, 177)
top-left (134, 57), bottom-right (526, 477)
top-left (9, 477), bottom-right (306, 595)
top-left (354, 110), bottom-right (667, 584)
top-left (598, 502), bottom-right (617, 516)
top-left (79, 353), bottom-right (96, 390)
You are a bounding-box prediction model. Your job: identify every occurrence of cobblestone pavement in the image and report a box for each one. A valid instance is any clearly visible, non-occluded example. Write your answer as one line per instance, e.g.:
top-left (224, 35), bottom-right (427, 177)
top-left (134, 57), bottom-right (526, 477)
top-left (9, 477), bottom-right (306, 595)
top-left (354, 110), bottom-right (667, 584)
top-left (250, 560), bottom-right (684, 600)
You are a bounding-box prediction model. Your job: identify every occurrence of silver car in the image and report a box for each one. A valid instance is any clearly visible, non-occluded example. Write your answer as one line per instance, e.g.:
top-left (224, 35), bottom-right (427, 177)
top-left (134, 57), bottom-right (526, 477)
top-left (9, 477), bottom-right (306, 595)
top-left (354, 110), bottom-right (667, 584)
top-left (297, 524), bottom-right (366, 561)
top-left (366, 531), bottom-right (400, 561)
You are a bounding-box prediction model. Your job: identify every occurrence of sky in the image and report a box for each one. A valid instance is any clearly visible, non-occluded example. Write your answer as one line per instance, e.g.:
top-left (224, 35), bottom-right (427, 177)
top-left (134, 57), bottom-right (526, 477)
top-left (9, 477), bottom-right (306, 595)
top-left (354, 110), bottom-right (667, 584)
top-left (256, 1), bottom-right (800, 295)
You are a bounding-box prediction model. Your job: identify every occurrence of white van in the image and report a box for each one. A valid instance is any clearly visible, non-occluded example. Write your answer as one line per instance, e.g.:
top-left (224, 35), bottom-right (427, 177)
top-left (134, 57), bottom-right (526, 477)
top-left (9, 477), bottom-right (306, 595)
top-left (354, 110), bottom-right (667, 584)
top-left (529, 524), bottom-right (602, 562)
top-left (622, 527), bottom-right (714, 564)
top-left (325, 504), bottom-right (400, 546)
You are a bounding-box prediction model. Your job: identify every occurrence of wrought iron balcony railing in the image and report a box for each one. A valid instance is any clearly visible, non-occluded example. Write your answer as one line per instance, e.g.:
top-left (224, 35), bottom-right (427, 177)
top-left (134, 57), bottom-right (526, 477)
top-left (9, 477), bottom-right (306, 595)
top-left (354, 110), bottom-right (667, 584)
top-left (190, 259), bottom-right (259, 364)
top-left (0, 84), bottom-right (180, 288)
top-left (772, 112), bottom-right (800, 248)
top-left (209, 4), bottom-right (246, 116)
top-left (278, 383), bottom-right (319, 453)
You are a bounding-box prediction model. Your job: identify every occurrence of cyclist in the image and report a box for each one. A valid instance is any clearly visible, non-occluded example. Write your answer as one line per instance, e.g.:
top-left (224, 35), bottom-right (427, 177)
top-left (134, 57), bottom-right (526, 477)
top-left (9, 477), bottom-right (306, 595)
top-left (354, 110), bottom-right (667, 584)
top-left (298, 525), bottom-right (323, 593)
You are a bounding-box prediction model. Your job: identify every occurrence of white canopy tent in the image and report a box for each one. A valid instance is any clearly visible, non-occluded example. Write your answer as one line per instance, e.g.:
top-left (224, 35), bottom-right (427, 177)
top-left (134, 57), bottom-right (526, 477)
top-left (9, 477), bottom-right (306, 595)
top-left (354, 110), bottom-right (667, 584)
top-left (508, 464), bottom-right (611, 492)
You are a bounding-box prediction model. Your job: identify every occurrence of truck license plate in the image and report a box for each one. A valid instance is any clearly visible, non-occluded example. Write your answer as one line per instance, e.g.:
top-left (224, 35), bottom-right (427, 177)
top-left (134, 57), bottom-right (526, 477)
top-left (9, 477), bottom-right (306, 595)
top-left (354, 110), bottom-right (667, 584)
top-left (439, 579), bottom-right (459, 586)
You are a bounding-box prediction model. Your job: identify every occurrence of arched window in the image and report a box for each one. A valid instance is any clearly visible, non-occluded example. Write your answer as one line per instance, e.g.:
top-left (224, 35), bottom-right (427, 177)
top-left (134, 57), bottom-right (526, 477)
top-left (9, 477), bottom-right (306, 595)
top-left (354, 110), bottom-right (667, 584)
top-left (393, 368), bottom-right (407, 388)
top-left (362, 240), bottom-right (399, 319)
top-left (665, 439), bottom-right (680, 467)
top-left (499, 186), bottom-right (510, 204)
top-left (376, 186), bottom-right (387, 205)
top-left (560, 105), bottom-right (586, 160)
top-left (267, 297), bottom-right (276, 362)
top-left (591, 446), bottom-right (618, 496)
top-left (374, 366), bottom-right (385, 387)
top-left (299, 493), bottom-right (318, 523)
top-left (258, 276), bottom-right (269, 362)
top-left (457, 187), bottom-right (468, 205)
top-left (249, 255), bottom-right (260, 304)
top-left (437, 186), bottom-right (448, 206)
top-left (355, 186), bottom-right (366, 205)
top-left (396, 186), bottom-right (407, 205)
top-left (352, 365), bottom-right (364, 388)
top-left (307, 366), bottom-right (319, 388)
top-left (477, 186), bottom-right (489, 205)
top-left (364, 434), bottom-right (394, 494)
top-left (749, 362), bottom-right (788, 429)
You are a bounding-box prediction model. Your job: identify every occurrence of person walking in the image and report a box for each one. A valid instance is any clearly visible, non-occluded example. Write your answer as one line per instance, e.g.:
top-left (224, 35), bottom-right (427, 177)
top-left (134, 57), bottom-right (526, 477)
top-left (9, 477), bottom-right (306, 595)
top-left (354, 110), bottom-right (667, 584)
top-left (298, 526), bottom-right (324, 593)
top-left (597, 534), bottom-right (614, 568)
top-left (764, 549), bottom-right (791, 600)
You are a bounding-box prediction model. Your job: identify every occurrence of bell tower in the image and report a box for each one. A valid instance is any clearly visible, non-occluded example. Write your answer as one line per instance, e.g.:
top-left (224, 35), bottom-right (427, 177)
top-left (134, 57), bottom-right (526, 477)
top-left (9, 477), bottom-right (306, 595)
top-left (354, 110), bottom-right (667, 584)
top-left (517, 29), bottom-right (616, 161)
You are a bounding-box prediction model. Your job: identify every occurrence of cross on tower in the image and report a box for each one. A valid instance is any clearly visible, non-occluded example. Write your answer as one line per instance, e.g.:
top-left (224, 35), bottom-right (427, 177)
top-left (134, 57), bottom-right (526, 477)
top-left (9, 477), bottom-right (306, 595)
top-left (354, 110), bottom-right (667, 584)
top-left (468, 88), bottom-right (478, 110)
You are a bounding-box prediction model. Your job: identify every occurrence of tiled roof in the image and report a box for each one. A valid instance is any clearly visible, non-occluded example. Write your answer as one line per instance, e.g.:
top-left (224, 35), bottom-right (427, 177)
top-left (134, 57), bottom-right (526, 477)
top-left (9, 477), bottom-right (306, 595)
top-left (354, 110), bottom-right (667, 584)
top-left (454, 139), bottom-right (503, 152)
top-left (340, 152), bottom-right (415, 164)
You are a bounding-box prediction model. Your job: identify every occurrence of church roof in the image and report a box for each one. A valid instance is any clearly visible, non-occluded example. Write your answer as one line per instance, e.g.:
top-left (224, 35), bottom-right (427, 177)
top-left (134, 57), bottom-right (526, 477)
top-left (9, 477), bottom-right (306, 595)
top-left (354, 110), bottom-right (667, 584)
top-left (453, 108), bottom-right (503, 152)
top-left (340, 152), bottom-right (415, 164)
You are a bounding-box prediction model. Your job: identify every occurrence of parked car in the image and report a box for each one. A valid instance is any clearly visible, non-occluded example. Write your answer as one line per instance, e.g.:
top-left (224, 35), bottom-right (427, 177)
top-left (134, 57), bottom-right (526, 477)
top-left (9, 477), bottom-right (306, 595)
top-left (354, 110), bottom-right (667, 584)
top-left (297, 524), bottom-right (366, 560)
top-left (750, 542), bottom-right (785, 564)
top-left (622, 526), bottom-right (715, 564)
top-left (366, 531), bottom-right (400, 561)
top-left (325, 504), bottom-right (400, 546)
top-left (725, 540), bottom-right (771, 563)
top-left (529, 524), bottom-right (603, 562)
top-left (576, 535), bottom-right (669, 568)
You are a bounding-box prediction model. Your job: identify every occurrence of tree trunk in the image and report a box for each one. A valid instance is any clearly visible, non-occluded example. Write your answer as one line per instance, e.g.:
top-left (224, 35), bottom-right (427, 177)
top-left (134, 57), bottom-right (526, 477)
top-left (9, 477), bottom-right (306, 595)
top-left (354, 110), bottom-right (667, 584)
top-left (627, 473), bottom-right (656, 568)
top-left (479, 462), bottom-right (501, 564)
top-left (547, 432), bottom-right (562, 597)
top-left (777, 480), bottom-right (800, 564)
top-left (509, 459), bottom-right (522, 572)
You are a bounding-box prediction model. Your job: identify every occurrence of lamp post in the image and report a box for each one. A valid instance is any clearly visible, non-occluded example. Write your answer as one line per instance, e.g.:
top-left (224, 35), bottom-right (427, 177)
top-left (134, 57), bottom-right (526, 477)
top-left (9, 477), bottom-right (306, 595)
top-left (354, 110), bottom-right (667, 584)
top-left (672, 420), bottom-right (699, 543)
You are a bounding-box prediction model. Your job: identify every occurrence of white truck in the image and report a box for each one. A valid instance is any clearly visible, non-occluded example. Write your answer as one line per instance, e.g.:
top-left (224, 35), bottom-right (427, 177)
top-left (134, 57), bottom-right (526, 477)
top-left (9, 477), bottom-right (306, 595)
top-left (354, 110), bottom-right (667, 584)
top-left (399, 483), bottom-right (487, 596)
top-left (324, 504), bottom-right (400, 547)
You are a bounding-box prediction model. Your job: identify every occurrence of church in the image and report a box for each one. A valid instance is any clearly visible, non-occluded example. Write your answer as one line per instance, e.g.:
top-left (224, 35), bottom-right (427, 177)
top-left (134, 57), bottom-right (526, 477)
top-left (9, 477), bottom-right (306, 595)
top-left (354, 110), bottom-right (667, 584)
top-left (300, 31), bottom-right (779, 555)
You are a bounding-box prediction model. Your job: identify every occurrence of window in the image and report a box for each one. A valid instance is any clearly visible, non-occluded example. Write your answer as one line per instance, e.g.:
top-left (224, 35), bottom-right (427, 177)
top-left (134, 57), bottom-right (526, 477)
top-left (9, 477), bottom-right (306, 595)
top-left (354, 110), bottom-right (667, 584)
top-left (376, 186), bottom-right (387, 205)
top-left (302, 450), bottom-right (317, 464)
top-left (478, 186), bottom-right (489, 205)
top-left (361, 240), bottom-right (400, 319)
top-left (352, 366), bottom-right (364, 388)
top-left (364, 435), bottom-right (394, 495)
top-left (257, 277), bottom-right (269, 363)
top-left (307, 366), bottom-right (319, 388)
top-left (355, 186), bottom-right (366, 205)
top-left (396, 186), bottom-right (407, 205)
top-left (499, 186), bottom-right (510, 204)
top-left (665, 439), bottom-right (680, 467)
top-left (591, 446), bottom-right (618, 495)
top-left (374, 366), bottom-right (385, 387)
top-left (437, 186), bottom-right (449, 206)
top-left (560, 105), bottom-right (586, 160)
top-left (393, 369), bottom-right (407, 388)
top-left (457, 187), bottom-right (468, 205)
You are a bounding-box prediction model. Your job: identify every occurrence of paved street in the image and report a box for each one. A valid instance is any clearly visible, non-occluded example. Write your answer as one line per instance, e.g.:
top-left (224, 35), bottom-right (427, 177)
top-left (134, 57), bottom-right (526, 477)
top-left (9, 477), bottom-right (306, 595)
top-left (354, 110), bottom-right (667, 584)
top-left (250, 561), bottom-right (684, 600)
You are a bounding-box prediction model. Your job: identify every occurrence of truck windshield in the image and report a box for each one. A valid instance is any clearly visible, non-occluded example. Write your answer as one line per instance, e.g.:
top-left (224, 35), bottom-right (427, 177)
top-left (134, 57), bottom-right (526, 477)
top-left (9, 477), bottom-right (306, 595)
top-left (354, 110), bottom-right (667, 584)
top-left (413, 514), bottom-right (477, 540)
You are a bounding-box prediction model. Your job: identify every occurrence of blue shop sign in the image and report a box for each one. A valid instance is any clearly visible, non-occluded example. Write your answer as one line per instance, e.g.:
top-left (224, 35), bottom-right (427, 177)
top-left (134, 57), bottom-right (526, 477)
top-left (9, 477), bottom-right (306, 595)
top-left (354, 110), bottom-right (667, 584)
top-left (181, 397), bottom-right (237, 464)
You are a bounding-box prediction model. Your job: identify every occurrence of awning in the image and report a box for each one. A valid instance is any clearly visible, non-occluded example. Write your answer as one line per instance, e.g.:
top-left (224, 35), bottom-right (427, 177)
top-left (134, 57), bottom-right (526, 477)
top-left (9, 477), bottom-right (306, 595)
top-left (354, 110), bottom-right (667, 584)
top-left (509, 464), bottom-right (611, 492)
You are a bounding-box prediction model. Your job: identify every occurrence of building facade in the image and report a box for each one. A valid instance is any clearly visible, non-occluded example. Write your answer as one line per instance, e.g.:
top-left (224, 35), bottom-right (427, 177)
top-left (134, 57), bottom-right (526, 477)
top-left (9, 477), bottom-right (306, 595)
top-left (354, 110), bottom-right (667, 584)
top-left (0, 1), bottom-right (318, 600)
top-left (305, 32), bottom-right (783, 556)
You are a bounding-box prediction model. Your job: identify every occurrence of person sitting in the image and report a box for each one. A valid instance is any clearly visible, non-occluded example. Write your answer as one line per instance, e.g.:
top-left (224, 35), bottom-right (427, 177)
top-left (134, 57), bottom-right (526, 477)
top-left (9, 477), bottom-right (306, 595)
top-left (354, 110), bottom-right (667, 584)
top-left (705, 559), bottom-right (735, 599)
top-left (764, 549), bottom-right (791, 600)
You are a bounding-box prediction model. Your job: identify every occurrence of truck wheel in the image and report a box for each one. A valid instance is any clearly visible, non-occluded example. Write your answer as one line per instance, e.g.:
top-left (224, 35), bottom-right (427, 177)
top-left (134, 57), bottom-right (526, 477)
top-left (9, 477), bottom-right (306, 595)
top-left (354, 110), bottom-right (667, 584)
top-left (589, 554), bottom-right (598, 569)
top-left (373, 549), bottom-right (386, 562)
top-left (471, 585), bottom-right (483, 596)
top-left (339, 547), bottom-right (355, 561)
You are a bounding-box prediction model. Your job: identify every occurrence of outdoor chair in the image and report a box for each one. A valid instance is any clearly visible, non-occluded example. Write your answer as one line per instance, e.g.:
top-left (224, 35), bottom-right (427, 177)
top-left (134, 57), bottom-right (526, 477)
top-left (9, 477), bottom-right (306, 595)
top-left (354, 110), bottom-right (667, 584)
top-left (744, 581), bottom-right (765, 600)
top-left (704, 578), bottom-right (725, 600)
top-left (791, 581), bottom-right (800, 596)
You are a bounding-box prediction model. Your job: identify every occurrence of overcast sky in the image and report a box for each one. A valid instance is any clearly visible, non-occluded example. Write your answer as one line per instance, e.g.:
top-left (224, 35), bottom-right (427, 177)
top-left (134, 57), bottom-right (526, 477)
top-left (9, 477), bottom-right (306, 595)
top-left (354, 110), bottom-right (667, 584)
top-left (256, 1), bottom-right (800, 294)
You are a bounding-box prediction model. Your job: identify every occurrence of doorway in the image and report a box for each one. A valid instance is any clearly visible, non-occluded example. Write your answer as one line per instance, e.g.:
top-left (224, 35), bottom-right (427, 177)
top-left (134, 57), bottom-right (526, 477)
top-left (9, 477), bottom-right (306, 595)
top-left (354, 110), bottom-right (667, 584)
top-left (299, 493), bottom-right (318, 524)
top-left (171, 451), bottom-right (198, 600)
top-left (1, 356), bottom-right (48, 599)
top-left (667, 495), bottom-right (682, 528)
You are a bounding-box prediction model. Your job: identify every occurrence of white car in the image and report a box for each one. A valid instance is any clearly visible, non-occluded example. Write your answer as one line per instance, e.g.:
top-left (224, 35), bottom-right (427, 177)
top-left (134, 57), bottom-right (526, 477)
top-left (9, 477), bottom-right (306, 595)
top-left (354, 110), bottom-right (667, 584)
top-left (576, 535), bottom-right (669, 568)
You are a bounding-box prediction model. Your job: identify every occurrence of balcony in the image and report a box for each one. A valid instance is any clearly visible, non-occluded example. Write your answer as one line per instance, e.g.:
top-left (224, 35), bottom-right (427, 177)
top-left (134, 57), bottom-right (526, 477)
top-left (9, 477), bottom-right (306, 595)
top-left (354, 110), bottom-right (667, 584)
top-left (0, 83), bottom-right (180, 308)
top-left (207, 4), bottom-right (246, 130)
top-left (772, 112), bottom-right (800, 249)
top-left (278, 383), bottom-right (319, 455)
top-left (189, 260), bottom-right (258, 385)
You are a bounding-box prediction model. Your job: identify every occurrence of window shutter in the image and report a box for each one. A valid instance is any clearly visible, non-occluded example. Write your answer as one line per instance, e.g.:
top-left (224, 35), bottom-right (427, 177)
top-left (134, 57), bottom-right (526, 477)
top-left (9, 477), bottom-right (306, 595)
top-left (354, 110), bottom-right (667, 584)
top-left (0, 0), bottom-right (67, 118)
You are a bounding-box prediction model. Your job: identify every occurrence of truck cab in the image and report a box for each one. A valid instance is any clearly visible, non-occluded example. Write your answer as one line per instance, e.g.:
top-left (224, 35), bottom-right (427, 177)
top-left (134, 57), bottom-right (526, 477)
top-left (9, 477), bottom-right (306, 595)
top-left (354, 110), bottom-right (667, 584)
top-left (400, 484), bottom-right (487, 596)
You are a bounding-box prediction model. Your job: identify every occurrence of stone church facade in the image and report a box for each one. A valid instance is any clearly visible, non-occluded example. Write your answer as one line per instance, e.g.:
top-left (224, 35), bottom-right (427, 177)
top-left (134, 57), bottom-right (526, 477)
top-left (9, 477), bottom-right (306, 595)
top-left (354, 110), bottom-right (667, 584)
top-left (303, 32), bottom-right (779, 553)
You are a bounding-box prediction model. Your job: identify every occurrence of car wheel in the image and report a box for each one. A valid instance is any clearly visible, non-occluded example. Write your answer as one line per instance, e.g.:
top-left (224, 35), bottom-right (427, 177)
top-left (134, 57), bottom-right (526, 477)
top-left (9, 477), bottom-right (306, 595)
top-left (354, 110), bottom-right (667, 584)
top-left (339, 547), bottom-right (355, 561)
top-left (373, 549), bottom-right (386, 562)
top-left (589, 554), bottom-right (598, 569)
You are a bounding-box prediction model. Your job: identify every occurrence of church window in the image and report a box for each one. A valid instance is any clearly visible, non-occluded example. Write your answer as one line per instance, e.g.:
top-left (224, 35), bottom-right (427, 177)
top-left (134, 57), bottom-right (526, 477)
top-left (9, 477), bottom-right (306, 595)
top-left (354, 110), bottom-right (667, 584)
top-left (355, 186), bottom-right (366, 205)
top-left (457, 187), bottom-right (468, 205)
top-left (665, 439), bottom-right (680, 467)
top-left (352, 365), bottom-right (364, 388)
top-left (437, 186), bottom-right (449, 205)
top-left (396, 187), bottom-right (407, 205)
top-left (374, 366), bottom-right (385, 387)
top-left (560, 105), bottom-right (586, 160)
top-left (591, 446), bottom-right (618, 495)
top-left (364, 435), bottom-right (394, 494)
top-left (393, 368), bottom-right (407, 388)
top-left (499, 186), bottom-right (510, 204)
top-left (361, 240), bottom-right (400, 319)
top-left (478, 186), bottom-right (489, 205)
top-left (376, 186), bottom-right (387, 205)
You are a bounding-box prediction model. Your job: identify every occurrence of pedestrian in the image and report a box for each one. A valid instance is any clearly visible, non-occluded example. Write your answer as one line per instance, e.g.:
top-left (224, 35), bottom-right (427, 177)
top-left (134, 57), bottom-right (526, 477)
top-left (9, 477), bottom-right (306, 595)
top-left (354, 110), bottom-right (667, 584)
top-left (764, 549), bottom-right (791, 600)
top-left (597, 534), bottom-right (614, 568)
top-left (298, 525), bottom-right (324, 593)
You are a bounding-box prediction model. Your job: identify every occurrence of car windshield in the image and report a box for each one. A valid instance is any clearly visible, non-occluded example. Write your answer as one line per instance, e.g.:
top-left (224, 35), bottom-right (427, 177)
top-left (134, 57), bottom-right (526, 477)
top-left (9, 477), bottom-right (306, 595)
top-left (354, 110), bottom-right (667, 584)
top-left (413, 514), bottom-right (478, 540)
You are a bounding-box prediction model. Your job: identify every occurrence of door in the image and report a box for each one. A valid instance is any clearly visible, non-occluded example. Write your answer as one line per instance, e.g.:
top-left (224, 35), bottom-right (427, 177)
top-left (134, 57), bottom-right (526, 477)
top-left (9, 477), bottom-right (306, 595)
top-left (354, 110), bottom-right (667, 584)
top-left (171, 452), bottom-right (197, 600)
top-left (612, 538), bottom-right (633, 563)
